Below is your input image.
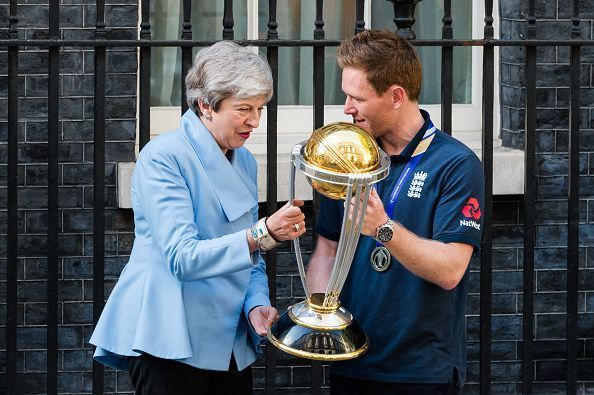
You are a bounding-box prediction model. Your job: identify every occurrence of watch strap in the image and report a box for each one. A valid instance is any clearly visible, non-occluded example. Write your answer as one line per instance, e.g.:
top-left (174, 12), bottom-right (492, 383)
top-left (251, 217), bottom-right (279, 251)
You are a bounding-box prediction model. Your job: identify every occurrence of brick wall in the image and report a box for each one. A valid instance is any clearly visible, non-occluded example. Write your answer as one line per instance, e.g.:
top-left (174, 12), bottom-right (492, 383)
top-left (1, 1), bottom-right (593, 394)
top-left (497, 1), bottom-right (594, 393)
top-left (0, 1), bottom-right (137, 393)
top-left (500, 1), bottom-right (594, 150)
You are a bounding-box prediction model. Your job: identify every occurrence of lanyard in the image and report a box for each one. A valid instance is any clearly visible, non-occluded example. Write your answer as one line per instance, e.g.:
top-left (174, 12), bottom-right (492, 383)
top-left (371, 122), bottom-right (437, 263)
top-left (383, 124), bottom-right (436, 219)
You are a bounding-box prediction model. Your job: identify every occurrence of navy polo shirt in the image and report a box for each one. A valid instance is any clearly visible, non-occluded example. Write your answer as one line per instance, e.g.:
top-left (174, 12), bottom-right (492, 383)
top-left (316, 110), bottom-right (484, 386)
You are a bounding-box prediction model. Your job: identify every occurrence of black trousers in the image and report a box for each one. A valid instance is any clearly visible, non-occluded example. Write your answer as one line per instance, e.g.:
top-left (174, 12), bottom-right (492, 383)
top-left (128, 353), bottom-right (252, 395)
top-left (330, 374), bottom-right (459, 395)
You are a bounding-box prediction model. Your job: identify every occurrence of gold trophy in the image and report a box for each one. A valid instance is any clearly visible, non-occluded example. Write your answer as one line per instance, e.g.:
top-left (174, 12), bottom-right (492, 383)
top-left (267, 122), bottom-right (390, 360)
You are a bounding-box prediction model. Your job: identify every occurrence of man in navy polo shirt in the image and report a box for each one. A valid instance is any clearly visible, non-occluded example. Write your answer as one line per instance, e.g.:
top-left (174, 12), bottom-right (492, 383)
top-left (307, 30), bottom-right (484, 394)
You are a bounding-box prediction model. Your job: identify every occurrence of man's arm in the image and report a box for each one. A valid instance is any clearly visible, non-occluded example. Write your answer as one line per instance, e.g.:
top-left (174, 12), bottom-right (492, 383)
top-left (356, 188), bottom-right (473, 290)
top-left (306, 235), bottom-right (339, 293)
top-left (384, 221), bottom-right (473, 290)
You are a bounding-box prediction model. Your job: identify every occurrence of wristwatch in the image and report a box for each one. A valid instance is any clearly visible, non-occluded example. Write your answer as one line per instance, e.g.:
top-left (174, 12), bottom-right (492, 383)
top-left (251, 217), bottom-right (279, 251)
top-left (374, 218), bottom-right (396, 243)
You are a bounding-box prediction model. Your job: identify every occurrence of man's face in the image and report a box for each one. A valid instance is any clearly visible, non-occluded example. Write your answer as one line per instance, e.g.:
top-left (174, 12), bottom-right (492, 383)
top-left (341, 67), bottom-right (394, 138)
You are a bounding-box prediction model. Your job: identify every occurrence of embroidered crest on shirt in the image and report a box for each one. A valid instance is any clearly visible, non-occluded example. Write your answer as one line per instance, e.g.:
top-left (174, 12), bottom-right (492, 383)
top-left (407, 171), bottom-right (427, 198)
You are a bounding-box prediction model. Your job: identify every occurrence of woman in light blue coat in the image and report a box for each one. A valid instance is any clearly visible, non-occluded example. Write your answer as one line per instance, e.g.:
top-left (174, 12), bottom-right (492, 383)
top-left (90, 41), bottom-right (306, 394)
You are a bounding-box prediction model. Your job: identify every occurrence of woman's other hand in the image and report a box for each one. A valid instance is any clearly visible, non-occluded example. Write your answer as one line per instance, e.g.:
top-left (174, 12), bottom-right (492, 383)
top-left (266, 200), bottom-right (306, 241)
top-left (248, 306), bottom-right (279, 336)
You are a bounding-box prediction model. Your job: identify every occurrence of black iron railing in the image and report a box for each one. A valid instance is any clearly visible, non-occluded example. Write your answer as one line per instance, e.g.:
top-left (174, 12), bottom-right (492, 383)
top-left (2, 0), bottom-right (593, 394)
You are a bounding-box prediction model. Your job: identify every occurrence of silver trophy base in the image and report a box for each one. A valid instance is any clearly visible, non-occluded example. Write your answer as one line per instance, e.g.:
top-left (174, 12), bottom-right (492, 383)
top-left (267, 299), bottom-right (369, 361)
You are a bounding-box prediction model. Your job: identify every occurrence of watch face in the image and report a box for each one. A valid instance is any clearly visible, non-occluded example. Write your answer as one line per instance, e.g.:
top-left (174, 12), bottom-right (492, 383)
top-left (377, 224), bottom-right (393, 243)
top-left (251, 226), bottom-right (261, 241)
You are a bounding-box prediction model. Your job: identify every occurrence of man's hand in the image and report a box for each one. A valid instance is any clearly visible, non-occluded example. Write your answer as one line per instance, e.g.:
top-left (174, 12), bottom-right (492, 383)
top-left (248, 306), bottom-right (279, 336)
top-left (347, 187), bottom-right (388, 237)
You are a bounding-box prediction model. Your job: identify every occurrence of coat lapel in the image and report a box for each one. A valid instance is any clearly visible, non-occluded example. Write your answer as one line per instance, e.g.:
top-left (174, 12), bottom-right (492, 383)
top-left (180, 110), bottom-right (257, 222)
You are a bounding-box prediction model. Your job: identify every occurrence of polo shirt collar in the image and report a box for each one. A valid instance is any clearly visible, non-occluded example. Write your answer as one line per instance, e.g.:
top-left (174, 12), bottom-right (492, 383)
top-left (387, 109), bottom-right (432, 161)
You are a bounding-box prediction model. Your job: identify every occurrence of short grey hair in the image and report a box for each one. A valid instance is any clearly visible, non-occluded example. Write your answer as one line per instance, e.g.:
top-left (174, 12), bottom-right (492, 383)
top-left (185, 41), bottom-right (273, 114)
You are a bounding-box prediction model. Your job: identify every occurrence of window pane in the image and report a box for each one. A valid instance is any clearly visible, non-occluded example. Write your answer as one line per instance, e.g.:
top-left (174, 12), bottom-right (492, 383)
top-left (258, 0), bottom-right (356, 105)
top-left (150, 0), bottom-right (247, 107)
top-left (371, 0), bottom-right (472, 104)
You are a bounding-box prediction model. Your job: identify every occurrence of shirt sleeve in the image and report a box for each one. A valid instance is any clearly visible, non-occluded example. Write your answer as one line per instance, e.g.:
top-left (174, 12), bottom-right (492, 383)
top-left (315, 194), bottom-right (344, 242)
top-left (432, 154), bottom-right (485, 249)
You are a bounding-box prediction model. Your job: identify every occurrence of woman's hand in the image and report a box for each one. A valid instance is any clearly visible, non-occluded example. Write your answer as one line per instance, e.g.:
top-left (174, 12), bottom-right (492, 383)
top-left (248, 306), bottom-right (279, 336)
top-left (266, 200), bottom-right (306, 241)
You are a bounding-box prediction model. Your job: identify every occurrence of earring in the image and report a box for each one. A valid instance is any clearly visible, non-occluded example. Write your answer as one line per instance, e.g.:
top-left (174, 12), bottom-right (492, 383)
top-left (205, 114), bottom-right (212, 121)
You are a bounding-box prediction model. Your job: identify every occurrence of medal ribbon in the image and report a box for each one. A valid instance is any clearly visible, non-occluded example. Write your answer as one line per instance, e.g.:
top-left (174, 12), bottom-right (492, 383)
top-left (374, 122), bottom-right (436, 248)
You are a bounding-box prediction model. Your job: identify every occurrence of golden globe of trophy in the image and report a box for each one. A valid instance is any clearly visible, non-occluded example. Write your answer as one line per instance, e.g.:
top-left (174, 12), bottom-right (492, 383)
top-left (267, 122), bottom-right (390, 360)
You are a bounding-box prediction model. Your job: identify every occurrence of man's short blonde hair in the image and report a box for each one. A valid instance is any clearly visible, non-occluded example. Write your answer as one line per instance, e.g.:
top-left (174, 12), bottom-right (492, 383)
top-left (337, 29), bottom-right (422, 101)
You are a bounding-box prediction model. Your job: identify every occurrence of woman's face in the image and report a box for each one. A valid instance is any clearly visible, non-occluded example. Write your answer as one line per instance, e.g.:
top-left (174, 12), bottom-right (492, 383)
top-left (202, 96), bottom-right (267, 153)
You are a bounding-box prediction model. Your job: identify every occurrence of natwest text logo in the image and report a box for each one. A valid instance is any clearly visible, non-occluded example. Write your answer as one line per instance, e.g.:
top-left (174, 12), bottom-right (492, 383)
top-left (460, 219), bottom-right (481, 230)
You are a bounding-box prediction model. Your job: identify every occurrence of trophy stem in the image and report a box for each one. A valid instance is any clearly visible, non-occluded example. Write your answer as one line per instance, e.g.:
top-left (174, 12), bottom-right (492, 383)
top-left (323, 181), bottom-right (354, 306)
top-left (308, 293), bottom-right (340, 312)
top-left (288, 296), bottom-right (354, 330)
top-left (323, 175), bottom-right (371, 308)
top-left (290, 146), bottom-right (311, 299)
top-left (334, 178), bottom-right (372, 294)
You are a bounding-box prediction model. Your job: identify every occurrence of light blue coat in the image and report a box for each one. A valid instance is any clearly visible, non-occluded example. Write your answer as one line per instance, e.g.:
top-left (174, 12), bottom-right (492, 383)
top-left (90, 110), bottom-right (270, 371)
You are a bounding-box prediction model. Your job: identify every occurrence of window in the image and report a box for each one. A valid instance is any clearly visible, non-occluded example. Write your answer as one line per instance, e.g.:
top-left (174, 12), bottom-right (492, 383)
top-left (150, 1), bottom-right (248, 107)
top-left (147, 1), bottom-right (483, 137)
top-left (121, 0), bottom-right (512, 209)
top-left (373, 0), bottom-right (473, 105)
top-left (372, 0), bottom-right (484, 136)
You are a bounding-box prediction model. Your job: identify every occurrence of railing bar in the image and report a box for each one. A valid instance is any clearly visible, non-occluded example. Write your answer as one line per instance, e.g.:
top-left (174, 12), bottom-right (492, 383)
top-left (92, 0), bottom-right (106, 392)
top-left (180, 0), bottom-right (192, 115)
top-left (480, 1), bottom-right (494, 394)
top-left (2, 38), bottom-right (594, 48)
top-left (479, 47), bottom-right (494, 395)
top-left (264, 2), bottom-right (278, 394)
top-left (522, 37), bottom-right (537, 395)
top-left (311, 1), bottom-right (325, 393)
top-left (355, 0), bottom-right (365, 34)
top-left (6, 0), bottom-right (19, 392)
top-left (441, 0), bottom-right (453, 135)
top-left (223, 0), bottom-right (234, 40)
top-left (46, 0), bottom-right (60, 393)
top-left (521, 2), bottom-right (536, 393)
top-left (567, 4), bottom-right (581, 391)
top-left (139, 0), bottom-right (151, 150)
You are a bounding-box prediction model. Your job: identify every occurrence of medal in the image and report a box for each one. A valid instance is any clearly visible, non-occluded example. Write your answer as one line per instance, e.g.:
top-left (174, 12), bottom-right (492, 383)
top-left (370, 246), bottom-right (391, 272)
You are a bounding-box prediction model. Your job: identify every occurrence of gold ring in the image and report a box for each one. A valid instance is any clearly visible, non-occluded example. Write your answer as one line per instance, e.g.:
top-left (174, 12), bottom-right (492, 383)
top-left (294, 223), bottom-right (301, 232)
